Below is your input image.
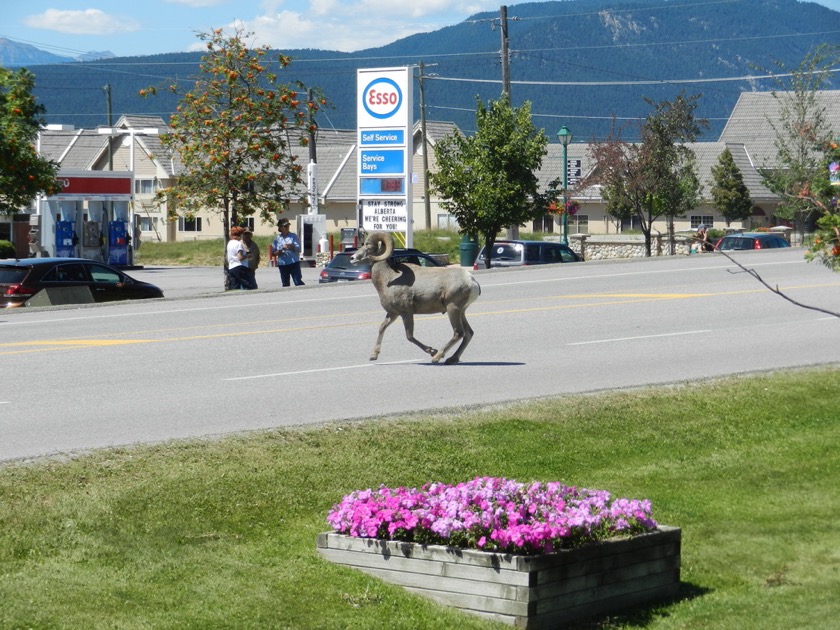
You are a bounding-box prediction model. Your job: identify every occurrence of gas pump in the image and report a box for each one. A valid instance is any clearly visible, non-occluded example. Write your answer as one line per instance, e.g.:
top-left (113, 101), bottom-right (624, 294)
top-left (55, 221), bottom-right (77, 257)
top-left (28, 215), bottom-right (47, 257)
top-left (107, 221), bottom-right (129, 266)
top-left (81, 221), bottom-right (104, 261)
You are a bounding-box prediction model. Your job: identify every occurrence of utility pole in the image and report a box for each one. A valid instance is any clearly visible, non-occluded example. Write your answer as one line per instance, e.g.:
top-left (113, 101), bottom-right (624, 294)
top-left (500, 5), bottom-right (511, 98)
top-left (307, 88), bottom-right (318, 215)
top-left (500, 6), bottom-right (516, 237)
top-left (103, 83), bottom-right (113, 170)
top-left (419, 61), bottom-right (432, 230)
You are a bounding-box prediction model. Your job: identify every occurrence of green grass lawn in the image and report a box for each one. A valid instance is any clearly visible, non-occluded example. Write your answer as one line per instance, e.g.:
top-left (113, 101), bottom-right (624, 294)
top-left (1, 367), bottom-right (838, 629)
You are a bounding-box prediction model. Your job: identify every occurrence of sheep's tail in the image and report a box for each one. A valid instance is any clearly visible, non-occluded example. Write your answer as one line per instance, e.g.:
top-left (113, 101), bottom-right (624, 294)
top-left (467, 272), bottom-right (481, 305)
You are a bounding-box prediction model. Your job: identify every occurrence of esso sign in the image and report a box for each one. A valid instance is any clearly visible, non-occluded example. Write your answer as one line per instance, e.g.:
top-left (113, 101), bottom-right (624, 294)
top-left (362, 78), bottom-right (402, 120)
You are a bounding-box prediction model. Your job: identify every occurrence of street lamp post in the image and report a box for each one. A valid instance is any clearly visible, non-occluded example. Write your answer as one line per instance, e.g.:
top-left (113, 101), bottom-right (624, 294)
top-left (557, 126), bottom-right (572, 245)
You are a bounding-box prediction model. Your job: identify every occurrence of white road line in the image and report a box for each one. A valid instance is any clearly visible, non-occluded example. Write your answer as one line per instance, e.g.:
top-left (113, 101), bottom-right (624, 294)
top-left (568, 330), bottom-right (712, 346)
top-left (224, 358), bottom-right (423, 381)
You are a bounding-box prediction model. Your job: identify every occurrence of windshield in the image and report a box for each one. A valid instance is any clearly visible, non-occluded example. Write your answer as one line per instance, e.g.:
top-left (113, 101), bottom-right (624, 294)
top-left (328, 254), bottom-right (369, 270)
top-left (0, 268), bottom-right (28, 284)
top-left (481, 243), bottom-right (522, 262)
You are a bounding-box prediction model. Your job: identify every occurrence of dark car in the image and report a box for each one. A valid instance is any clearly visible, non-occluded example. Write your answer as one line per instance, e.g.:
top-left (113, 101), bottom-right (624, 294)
top-left (716, 232), bottom-right (791, 251)
top-left (474, 240), bottom-right (582, 269)
top-left (0, 258), bottom-right (164, 308)
top-left (318, 248), bottom-right (445, 283)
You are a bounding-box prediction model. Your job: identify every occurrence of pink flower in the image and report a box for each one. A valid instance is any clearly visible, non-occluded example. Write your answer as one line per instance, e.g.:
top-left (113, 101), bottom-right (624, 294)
top-left (325, 477), bottom-right (657, 555)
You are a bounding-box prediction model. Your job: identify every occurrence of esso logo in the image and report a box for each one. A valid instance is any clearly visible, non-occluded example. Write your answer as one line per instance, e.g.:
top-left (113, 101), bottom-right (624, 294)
top-left (363, 78), bottom-right (402, 120)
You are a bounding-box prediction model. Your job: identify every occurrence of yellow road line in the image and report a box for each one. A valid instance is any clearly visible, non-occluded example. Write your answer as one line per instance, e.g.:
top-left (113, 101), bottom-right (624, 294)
top-left (2, 283), bottom-right (837, 356)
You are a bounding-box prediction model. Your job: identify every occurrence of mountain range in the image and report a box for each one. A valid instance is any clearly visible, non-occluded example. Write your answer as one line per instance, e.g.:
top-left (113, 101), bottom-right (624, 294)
top-left (10, 0), bottom-right (840, 142)
top-left (0, 37), bottom-right (114, 66)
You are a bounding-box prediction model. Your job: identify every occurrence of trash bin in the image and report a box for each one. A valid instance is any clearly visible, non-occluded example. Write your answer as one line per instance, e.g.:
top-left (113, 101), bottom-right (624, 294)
top-left (459, 234), bottom-right (479, 267)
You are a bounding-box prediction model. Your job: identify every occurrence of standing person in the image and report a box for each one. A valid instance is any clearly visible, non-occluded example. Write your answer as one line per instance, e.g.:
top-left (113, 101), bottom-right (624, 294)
top-left (272, 218), bottom-right (305, 287)
top-left (226, 226), bottom-right (251, 290)
top-left (242, 228), bottom-right (260, 289)
top-left (697, 224), bottom-right (713, 252)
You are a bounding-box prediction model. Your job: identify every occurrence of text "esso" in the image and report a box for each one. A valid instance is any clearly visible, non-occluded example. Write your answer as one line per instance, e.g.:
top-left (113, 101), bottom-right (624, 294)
top-left (362, 78), bottom-right (402, 120)
top-left (368, 91), bottom-right (398, 106)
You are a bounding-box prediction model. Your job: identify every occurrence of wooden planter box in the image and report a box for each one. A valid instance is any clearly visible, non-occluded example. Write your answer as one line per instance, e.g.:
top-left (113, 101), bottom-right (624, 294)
top-left (317, 526), bottom-right (680, 628)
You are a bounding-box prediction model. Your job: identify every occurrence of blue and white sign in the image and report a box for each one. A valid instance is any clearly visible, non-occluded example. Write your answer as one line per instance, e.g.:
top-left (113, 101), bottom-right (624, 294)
top-left (360, 129), bottom-right (405, 145)
top-left (360, 149), bottom-right (405, 174)
top-left (357, 67), bottom-right (413, 239)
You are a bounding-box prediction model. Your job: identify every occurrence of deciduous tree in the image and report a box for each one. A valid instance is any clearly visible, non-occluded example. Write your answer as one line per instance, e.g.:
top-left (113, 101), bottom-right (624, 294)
top-left (759, 45), bottom-right (839, 228)
top-left (585, 93), bottom-right (707, 256)
top-left (430, 96), bottom-right (553, 268)
top-left (142, 27), bottom-right (325, 285)
top-left (805, 140), bottom-right (840, 271)
top-left (0, 67), bottom-right (59, 214)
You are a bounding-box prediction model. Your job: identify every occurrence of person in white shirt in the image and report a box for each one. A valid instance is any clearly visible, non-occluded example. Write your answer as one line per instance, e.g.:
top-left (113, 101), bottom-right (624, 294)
top-left (227, 226), bottom-right (253, 290)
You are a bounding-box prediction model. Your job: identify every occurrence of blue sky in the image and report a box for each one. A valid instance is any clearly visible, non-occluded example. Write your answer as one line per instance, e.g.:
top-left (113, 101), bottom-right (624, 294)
top-left (0, 0), bottom-right (505, 58)
top-left (1, 0), bottom-right (838, 59)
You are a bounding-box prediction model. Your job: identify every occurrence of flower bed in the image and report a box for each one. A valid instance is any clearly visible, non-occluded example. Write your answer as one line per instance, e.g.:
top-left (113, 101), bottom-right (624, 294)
top-left (326, 476), bottom-right (659, 554)
top-left (319, 477), bottom-right (680, 626)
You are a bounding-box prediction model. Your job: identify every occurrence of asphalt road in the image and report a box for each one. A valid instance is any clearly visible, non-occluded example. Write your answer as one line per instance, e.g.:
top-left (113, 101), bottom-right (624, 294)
top-left (2, 249), bottom-right (838, 462)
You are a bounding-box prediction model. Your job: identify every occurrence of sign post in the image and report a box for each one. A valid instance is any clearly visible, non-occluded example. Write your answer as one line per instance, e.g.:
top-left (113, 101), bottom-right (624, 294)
top-left (357, 67), bottom-right (413, 246)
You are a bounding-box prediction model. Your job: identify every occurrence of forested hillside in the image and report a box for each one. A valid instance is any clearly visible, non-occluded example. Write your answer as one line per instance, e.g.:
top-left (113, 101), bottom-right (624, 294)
top-left (25, 0), bottom-right (839, 141)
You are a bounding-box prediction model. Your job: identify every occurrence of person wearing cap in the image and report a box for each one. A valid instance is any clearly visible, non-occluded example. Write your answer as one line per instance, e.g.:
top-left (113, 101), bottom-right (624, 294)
top-left (241, 228), bottom-right (260, 289)
top-left (271, 218), bottom-right (305, 287)
top-left (226, 226), bottom-right (255, 290)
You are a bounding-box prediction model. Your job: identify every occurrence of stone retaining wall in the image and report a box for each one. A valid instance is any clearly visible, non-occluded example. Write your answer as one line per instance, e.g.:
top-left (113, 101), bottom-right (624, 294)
top-left (569, 234), bottom-right (693, 260)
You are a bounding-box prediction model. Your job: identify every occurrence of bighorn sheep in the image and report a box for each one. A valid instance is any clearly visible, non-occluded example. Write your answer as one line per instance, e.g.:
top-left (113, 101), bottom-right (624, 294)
top-left (350, 232), bottom-right (481, 364)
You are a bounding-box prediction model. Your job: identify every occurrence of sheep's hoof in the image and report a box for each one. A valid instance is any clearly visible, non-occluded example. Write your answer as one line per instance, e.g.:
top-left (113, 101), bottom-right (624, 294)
top-left (444, 356), bottom-right (460, 365)
top-left (369, 355), bottom-right (379, 361)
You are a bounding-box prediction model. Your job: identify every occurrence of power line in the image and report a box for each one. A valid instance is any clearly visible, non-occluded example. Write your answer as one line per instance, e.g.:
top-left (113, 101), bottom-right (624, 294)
top-left (427, 68), bottom-right (840, 88)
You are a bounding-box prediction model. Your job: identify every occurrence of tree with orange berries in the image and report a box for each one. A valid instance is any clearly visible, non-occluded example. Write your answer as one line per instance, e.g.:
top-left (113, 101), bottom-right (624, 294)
top-left (0, 67), bottom-right (60, 214)
top-left (143, 27), bottom-right (325, 285)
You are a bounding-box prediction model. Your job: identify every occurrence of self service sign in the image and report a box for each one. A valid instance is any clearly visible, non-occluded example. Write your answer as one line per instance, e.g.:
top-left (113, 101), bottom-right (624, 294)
top-left (357, 67), bottom-right (413, 234)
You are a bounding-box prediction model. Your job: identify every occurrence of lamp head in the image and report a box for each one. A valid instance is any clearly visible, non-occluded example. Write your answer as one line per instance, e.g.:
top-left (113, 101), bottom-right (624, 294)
top-left (557, 125), bottom-right (572, 147)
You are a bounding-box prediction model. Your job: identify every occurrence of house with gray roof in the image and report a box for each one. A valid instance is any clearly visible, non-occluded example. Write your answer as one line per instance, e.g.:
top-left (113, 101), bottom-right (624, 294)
top-left (9, 90), bottom-right (837, 258)
top-left (530, 90), bottom-right (839, 239)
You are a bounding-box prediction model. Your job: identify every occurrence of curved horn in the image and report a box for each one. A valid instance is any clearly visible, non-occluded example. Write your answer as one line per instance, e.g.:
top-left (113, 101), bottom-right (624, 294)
top-left (369, 232), bottom-right (394, 262)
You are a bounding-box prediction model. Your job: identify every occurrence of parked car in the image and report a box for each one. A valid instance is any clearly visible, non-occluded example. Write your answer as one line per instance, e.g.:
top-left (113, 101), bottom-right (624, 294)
top-left (716, 232), bottom-right (791, 251)
top-left (473, 240), bottom-right (582, 269)
top-left (318, 248), bottom-right (444, 283)
top-left (0, 258), bottom-right (164, 308)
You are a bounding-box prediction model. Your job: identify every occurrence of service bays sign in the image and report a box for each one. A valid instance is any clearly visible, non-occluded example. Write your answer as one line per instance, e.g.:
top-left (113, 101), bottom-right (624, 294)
top-left (357, 67), bottom-right (413, 237)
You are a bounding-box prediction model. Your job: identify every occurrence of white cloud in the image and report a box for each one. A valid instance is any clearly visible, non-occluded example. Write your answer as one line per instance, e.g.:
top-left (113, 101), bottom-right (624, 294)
top-left (239, 0), bottom-right (501, 52)
top-left (23, 9), bottom-right (141, 35)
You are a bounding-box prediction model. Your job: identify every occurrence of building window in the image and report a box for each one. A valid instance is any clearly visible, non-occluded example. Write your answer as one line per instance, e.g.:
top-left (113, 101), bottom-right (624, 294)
top-left (436, 214), bottom-right (459, 230)
top-left (691, 216), bottom-right (713, 229)
top-left (570, 214), bottom-right (589, 233)
top-left (135, 179), bottom-right (155, 195)
top-left (532, 215), bottom-right (556, 233)
top-left (179, 217), bottom-right (202, 232)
